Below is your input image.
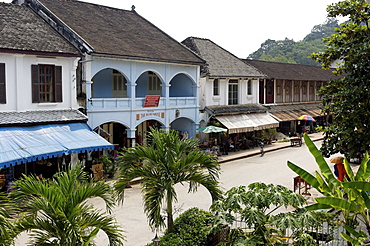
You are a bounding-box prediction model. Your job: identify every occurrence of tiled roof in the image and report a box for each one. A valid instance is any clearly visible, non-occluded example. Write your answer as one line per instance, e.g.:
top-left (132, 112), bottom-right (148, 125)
top-left (0, 109), bottom-right (87, 125)
top-left (182, 37), bottom-right (266, 78)
top-left (205, 104), bottom-right (267, 116)
top-left (243, 59), bottom-right (340, 81)
top-left (0, 3), bottom-right (79, 55)
top-left (37, 0), bottom-right (204, 65)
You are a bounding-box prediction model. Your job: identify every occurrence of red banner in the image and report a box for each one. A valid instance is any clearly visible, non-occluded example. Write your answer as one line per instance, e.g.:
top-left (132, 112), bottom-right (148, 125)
top-left (144, 95), bottom-right (160, 107)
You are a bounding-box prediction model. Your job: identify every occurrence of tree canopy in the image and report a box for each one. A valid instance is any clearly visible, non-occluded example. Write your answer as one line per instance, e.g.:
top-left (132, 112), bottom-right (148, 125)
top-left (248, 18), bottom-right (340, 66)
top-left (115, 128), bottom-right (222, 233)
top-left (311, 0), bottom-right (370, 159)
top-left (10, 164), bottom-right (124, 246)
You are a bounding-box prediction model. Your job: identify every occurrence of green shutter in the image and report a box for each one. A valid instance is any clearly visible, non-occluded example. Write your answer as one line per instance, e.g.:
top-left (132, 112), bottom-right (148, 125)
top-left (0, 63), bottom-right (5, 104)
top-left (31, 65), bottom-right (40, 103)
top-left (54, 66), bottom-right (62, 102)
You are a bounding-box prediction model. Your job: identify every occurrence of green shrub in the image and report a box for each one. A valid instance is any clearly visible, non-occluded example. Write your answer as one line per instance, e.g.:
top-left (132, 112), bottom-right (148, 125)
top-left (157, 207), bottom-right (214, 246)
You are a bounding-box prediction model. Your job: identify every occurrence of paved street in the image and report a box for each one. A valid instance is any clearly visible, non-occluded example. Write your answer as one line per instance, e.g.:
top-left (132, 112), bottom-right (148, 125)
top-left (16, 135), bottom-right (337, 246)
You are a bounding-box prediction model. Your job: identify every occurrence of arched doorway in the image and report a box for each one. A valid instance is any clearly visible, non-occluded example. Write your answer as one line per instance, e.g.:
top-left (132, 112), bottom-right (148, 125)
top-left (95, 122), bottom-right (129, 149)
top-left (171, 117), bottom-right (195, 139)
top-left (135, 120), bottom-right (163, 145)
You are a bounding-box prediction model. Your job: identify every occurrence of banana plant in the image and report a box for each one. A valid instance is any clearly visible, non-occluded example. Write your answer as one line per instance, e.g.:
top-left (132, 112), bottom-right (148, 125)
top-left (288, 133), bottom-right (370, 243)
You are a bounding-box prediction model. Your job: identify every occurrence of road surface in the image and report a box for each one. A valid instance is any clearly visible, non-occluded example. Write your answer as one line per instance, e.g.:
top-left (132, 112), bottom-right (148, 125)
top-left (17, 140), bottom-right (336, 246)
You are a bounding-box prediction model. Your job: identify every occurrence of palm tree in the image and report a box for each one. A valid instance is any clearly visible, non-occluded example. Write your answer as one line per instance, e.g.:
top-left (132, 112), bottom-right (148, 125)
top-left (9, 164), bottom-right (125, 246)
top-left (0, 194), bottom-right (18, 246)
top-left (115, 128), bottom-right (222, 233)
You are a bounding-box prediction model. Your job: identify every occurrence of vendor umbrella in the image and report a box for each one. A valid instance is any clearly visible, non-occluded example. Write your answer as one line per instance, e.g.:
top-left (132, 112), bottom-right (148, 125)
top-left (297, 115), bottom-right (316, 122)
top-left (197, 125), bottom-right (227, 133)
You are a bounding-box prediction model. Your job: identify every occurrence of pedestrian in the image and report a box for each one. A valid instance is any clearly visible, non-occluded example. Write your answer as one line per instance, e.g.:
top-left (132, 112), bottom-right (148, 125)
top-left (331, 156), bottom-right (348, 182)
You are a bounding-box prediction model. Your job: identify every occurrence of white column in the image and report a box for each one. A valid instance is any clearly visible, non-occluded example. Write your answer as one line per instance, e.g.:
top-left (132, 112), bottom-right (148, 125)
top-left (14, 55), bottom-right (24, 111)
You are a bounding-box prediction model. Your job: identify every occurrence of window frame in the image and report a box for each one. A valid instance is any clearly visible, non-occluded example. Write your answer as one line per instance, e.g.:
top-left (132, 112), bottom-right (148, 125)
top-left (32, 64), bottom-right (62, 103)
top-left (148, 71), bottom-right (161, 95)
top-left (228, 79), bottom-right (239, 105)
top-left (213, 79), bottom-right (219, 96)
top-left (112, 69), bottom-right (127, 98)
top-left (247, 79), bottom-right (252, 95)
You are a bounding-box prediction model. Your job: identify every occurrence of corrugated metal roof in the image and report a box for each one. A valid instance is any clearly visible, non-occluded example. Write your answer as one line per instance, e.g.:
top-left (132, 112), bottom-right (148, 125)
top-left (206, 104), bottom-right (268, 116)
top-left (266, 103), bottom-right (323, 122)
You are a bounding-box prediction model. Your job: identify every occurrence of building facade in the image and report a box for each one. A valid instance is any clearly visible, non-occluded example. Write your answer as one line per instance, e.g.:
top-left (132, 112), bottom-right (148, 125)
top-left (244, 59), bottom-right (340, 134)
top-left (182, 37), bottom-right (279, 142)
top-left (24, 0), bottom-right (205, 148)
top-left (0, 3), bottom-right (113, 184)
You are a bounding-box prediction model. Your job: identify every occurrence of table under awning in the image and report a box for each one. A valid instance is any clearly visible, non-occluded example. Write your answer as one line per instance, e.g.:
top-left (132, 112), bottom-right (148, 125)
top-left (0, 123), bottom-right (113, 169)
top-left (215, 112), bottom-right (279, 134)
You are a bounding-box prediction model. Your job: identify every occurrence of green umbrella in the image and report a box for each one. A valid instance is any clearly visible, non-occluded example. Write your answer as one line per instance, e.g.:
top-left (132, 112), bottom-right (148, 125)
top-left (197, 125), bottom-right (227, 133)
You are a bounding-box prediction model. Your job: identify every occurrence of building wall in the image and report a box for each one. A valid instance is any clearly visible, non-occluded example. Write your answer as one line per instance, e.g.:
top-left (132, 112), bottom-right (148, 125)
top-left (83, 56), bottom-right (200, 139)
top-left (0, 52), bottom-right (79, 112)
top-left (202, 78), bottom-right (259, 108)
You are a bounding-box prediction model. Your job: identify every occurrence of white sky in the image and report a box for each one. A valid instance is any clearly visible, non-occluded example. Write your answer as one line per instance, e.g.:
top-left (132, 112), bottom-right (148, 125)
top-left (3, 0), bottom-right (342, 58)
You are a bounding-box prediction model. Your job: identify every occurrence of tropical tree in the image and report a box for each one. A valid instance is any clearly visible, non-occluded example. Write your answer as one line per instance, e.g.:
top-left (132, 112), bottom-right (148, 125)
top-left (209, 182), bottom-right (328, 246)
top-left (288, 133), bottom-right (370, 245)
top-left (114, 128), bottom-right (222, 233)
top-left (248, 18), bottom-right (339, 66)
top-left (0, 194), bottom-right (18, 246)
top-left (9, 164), bottom-right (125, 246)
top-left (311, 0), bottom-right (370, 159)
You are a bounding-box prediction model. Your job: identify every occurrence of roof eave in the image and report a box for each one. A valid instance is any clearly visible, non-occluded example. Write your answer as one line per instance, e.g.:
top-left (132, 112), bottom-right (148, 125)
top-left (91, 52), bottom-right (205, 66)
top-left (208, 75), bottom-right (267, 79)
top-left (0, 48), bottom-right (81, 57)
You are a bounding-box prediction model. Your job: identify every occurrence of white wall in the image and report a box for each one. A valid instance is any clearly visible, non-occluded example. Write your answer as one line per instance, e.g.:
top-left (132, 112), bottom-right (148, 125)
top-left (201, 78), bottom-right (259, 108)
top-left (0, 52), bottom-right (79, 112)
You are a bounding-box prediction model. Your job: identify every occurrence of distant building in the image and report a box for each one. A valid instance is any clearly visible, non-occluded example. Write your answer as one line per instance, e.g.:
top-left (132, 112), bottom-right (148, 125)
top-left (182, 37), bottom-right (279, 144)
top-left (244, 59), bottom-right (340, 134)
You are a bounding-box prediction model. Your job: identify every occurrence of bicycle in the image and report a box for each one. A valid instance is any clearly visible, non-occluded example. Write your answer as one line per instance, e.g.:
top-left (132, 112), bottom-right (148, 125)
top-left (259, 141), bottom-right (265, 157)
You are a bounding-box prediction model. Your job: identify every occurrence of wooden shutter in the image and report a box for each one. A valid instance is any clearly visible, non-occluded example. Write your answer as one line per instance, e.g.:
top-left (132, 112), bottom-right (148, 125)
top-left (54, 66), bottom-right (62, 102)
top-left (0, 63), bottom-right (5, 104)
top-left (31, 65), bottom-right (40, 103)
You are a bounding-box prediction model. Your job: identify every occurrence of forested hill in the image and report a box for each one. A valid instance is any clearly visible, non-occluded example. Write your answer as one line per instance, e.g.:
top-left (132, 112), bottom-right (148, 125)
top-left (248, 18), bottom-right (340, 66)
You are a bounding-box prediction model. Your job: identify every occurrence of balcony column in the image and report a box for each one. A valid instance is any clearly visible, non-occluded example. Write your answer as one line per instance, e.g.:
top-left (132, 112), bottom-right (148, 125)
top-left (82, 55), bottom-right (93, 109)
top-left (164, 83), bottom-right (171, 108)
top-left (161, 125), bottom-right (171, 133)
top-left (126, 128), bottom-right (136, 147)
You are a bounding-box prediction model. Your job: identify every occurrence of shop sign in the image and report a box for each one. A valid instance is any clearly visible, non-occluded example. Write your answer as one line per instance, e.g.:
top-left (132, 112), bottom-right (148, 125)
top-left (136, 112), bottom-right (165, 121)
top-left (144, 95), bottom-right (160, 107)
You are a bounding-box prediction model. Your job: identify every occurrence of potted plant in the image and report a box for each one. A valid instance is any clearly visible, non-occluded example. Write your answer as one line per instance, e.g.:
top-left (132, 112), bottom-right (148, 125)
top-left (261, 128), bottom-right (277, 144)
top-left (99, 155), bottom-right (117, 179)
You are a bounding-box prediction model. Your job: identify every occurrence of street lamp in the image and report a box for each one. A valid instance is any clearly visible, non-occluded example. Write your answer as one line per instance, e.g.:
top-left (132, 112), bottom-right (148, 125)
top-left (152, 233), bottom-right (160, 246)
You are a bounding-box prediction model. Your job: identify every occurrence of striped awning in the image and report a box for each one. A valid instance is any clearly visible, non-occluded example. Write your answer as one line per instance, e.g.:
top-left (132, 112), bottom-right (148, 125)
top-left (0, 123), bottom-right (113, 169)
top-left (216, 113), bottom-right (279, 134)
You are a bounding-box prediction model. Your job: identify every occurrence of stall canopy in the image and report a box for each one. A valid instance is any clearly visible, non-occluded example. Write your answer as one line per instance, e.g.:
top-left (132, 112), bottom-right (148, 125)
top-left (0, 123), bottom-right (113, 169)
top-left (216, 113), bottom-right (279, 134)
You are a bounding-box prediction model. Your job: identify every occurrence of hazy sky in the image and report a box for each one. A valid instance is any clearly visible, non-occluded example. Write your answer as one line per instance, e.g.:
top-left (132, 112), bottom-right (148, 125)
top-left (3, 0), bottom-right (343, 58)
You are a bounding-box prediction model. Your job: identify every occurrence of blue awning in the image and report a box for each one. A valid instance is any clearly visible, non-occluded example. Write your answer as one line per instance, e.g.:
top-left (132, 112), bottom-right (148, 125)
top-left (0, 123), bottom-right (113, 169)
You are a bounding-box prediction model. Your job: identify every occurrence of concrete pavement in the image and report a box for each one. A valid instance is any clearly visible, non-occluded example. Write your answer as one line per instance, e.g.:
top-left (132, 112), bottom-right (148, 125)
top-left (217, 132), bottom-right (324, 163)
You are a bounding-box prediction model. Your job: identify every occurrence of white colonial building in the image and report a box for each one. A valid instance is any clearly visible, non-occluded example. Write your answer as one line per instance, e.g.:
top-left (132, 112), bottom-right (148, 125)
top-left (0, 3), bottom-right (112, 181)
top-left (24, 0), bottom-right (204, 148)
